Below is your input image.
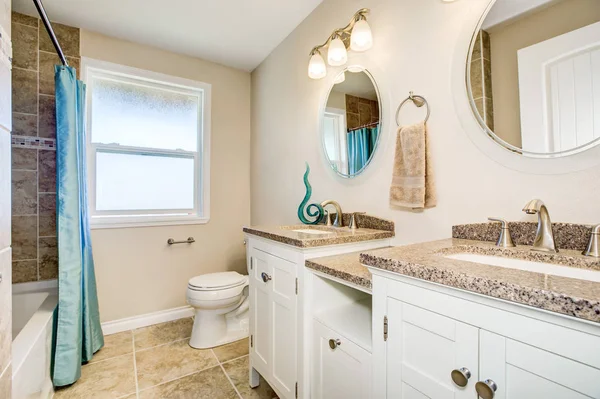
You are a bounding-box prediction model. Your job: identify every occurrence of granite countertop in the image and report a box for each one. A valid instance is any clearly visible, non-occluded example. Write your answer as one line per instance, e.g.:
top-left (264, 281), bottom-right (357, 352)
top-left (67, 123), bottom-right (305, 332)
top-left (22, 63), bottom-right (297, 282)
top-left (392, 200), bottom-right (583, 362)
top-left (305, 251), bottom-right (376, 291)
top-left (243, 214), bottom-right (394, 248)
top-left (360, 239), bottom-right (600, 323)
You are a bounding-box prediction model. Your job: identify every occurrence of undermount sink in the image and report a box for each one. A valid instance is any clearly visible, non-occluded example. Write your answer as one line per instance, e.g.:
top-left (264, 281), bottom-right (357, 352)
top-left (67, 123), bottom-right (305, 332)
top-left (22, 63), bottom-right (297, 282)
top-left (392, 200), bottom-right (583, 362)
top-left (445, 253), bottom-right (600, 282)
top-left (292, 229), bottom-right (333, 235)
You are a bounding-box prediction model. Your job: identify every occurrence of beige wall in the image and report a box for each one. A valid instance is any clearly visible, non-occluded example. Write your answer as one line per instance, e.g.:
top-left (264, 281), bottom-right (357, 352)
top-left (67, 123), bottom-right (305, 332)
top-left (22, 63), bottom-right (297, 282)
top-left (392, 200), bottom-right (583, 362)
top-left (251, 0), bottom-right (600, 246)
top-left (489, 0), bottom-right (600, 148)
top-left (81, 31), bottom-right (251, 322)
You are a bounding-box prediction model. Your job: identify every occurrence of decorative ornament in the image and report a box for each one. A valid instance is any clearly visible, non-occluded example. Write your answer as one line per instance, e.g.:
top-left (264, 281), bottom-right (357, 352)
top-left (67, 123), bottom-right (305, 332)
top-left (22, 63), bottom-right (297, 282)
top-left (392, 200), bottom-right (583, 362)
top-left (297, 163), bottom-right (324, 225)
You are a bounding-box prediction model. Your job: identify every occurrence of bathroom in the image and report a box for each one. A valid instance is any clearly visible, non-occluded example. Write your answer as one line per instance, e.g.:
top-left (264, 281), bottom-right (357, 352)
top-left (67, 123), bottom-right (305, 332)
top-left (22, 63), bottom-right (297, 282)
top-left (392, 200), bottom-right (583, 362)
top-left (0, 0), bottom-right (599, 397)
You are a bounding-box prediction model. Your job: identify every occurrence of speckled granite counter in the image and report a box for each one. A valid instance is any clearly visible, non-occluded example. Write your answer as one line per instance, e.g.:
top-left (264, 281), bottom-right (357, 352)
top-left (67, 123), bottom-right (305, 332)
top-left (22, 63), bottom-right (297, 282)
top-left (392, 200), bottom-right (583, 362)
top-left (243, 215), bottom-right (394, 248)
top-left (360, 239), bottom-right (600, 323)
top-left (306, 251), bottom-right (378, 291)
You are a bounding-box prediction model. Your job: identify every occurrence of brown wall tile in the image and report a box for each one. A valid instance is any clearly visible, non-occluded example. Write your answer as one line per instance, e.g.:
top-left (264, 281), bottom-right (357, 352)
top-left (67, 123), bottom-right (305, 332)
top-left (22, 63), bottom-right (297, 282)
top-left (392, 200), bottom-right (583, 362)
top-left (483, 59), bottom-right (493, 99)
top-left (38, 150), bottom-right (56, 193)
top-left (39, 237), bottom-right (58, 280)
top-left (358, 103), bottom-right (372, 125)
top-left (38, 95), bottom-right (56, 139)
top-left (12, 68), bottom-right (38, 114)
top-left (482, 30), bottom-right (491, 61)
top-left (39, 52), bottom-right (80, 95)
top-left (12, 260), bottom-right (38, 283)
top-left (11, 216), bottom-right (38, 260)
top-left (39, 22), bottom-right (80, 57)
top-left (12, 148), bottom-right (37, 170)
top-left (472, 31), bottom-right (482, 61)
top-left (346, 113), bottom-right (359, 130)
top-left (12, 12), bottom-right (38, 27)
top-left (11, 22), bottom-right (38, 70)
top-left (11, 113), bottom-right (37, 136)
top-left (346, 95), bottom-right (359, 113)
top-left (11, 170), bottom-right (37, 215)
top-left (470, 60), bottom-right (483, 99)
top-left (39, 193), bottom-right (56, 237)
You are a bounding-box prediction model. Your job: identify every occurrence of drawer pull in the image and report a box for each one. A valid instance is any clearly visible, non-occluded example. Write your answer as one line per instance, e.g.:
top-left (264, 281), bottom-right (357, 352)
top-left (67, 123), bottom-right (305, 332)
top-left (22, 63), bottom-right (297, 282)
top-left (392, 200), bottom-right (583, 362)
top-left (261, 272), bottom-right (272, 283)
top-left (475, 379), bottom-right (497, 399)
top-left (328, 338), bottom-right (341, 350)
top-left (450, 367), bottom-right (471, 387)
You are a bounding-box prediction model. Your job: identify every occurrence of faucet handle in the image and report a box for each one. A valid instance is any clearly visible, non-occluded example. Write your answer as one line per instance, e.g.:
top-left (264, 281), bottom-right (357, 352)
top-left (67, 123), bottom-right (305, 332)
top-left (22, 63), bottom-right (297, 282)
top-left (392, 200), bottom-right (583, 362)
top-left (583, 224), bottom-right (600, 257)
top-left (488, 217), bottom-right (515, 248)
top-left (349, 212), bottom-right (366, 230)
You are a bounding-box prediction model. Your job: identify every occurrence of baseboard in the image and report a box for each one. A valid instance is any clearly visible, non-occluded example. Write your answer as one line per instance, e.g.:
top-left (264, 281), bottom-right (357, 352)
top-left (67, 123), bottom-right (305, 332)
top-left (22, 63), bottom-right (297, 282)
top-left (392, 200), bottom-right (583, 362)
top-left (101, 306), bottom-right (195, 335)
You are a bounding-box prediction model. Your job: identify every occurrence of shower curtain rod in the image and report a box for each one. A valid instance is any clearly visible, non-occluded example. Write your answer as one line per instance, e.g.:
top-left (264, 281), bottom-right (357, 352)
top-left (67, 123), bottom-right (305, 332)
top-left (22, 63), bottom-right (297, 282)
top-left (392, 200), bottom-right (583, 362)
top-left (33, 0), bottom-right (69, 66)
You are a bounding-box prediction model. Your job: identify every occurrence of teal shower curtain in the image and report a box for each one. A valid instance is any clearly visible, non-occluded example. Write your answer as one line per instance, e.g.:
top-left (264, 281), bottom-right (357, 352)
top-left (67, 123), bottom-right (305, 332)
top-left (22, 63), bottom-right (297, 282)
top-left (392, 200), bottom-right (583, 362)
top-left (53, 65), bottom-right (104, 387)
top-left (347, 125), bottom-right (379, 175)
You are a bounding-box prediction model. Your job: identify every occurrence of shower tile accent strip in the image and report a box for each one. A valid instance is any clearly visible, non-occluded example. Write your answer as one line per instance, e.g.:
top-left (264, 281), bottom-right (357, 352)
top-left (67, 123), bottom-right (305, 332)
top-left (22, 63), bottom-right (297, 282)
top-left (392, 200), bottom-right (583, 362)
top-left (10, 12), bottom-right (81, 283)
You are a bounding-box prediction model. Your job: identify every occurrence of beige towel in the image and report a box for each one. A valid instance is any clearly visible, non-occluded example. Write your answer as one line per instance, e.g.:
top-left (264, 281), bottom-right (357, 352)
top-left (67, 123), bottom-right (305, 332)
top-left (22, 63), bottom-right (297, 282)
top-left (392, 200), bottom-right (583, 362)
top-left (389, 121), bottom-right (436, 209)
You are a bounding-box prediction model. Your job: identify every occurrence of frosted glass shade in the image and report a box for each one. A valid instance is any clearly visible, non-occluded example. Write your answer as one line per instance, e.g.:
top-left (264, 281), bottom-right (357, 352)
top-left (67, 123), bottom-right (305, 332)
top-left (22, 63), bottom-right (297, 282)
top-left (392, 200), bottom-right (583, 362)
top-left (308, 52), bottom-right (327, 79)
top-left (327, 37), bottom-right (348, 66)
top-left (350, 19), bottom-right (373, 52)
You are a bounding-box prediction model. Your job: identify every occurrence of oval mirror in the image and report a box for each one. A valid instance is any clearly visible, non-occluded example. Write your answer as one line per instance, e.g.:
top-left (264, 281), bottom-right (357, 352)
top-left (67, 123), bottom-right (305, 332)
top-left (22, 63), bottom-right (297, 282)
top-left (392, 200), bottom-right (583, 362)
top-left (322, 68), bottom-right (381, 178)
top-left (467, 0), bottom-right (600, 158)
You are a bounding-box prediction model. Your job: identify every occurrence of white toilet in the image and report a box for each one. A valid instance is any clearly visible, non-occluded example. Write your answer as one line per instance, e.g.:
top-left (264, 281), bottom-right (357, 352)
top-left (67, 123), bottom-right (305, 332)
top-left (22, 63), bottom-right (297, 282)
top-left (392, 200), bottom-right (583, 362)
top-left (186, 271), bottom-right (250, 349)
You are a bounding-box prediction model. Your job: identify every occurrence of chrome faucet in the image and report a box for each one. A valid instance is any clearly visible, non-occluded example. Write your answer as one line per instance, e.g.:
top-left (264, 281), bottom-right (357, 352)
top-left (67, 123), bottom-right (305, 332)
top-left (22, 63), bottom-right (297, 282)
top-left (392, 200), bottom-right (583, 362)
top-left (320, 200), bottom-right (343, 227)
top-left (583, 224), bottom-right (600, 257)
top-left (522, 199), bottom-right (558, 253)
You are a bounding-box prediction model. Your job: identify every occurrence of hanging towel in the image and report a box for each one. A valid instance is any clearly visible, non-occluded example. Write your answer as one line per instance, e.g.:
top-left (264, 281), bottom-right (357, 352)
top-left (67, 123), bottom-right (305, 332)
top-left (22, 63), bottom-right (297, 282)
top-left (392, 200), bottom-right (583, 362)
top-left (389, 121), bottom-right (436, 209)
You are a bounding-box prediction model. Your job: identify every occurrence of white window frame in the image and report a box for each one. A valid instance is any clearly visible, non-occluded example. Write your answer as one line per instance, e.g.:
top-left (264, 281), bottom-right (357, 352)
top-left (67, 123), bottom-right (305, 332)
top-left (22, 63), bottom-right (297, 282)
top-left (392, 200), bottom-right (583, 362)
top-left (81, 57), bottom-right (211, 229)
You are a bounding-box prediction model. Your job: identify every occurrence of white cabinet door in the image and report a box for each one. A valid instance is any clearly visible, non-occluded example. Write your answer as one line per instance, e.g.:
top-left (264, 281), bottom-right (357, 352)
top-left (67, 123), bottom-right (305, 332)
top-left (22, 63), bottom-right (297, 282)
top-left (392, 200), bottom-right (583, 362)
top-left (385, 298), bottom-right (478, 399)
top-left (479, 330), bottom-right (600, 399)
top-left (249, 247), bottom-right (297, 399)
top-left (312, 320), bottom-right (371, 399)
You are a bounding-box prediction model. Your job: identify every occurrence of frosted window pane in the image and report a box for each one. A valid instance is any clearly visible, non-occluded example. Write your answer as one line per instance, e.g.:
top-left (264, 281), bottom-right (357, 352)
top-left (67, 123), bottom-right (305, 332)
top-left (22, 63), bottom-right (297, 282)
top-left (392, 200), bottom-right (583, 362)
top-left (91, 77), bottom-right (200, 151)
top-left (96, 152), bottom-right (195, 211)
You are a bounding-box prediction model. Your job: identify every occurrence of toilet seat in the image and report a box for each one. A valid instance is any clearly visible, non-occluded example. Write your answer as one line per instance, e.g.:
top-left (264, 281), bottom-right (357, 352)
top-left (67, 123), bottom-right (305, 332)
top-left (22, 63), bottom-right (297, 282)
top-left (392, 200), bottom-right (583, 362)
top-left (188, 272), bottom-right (247, 291)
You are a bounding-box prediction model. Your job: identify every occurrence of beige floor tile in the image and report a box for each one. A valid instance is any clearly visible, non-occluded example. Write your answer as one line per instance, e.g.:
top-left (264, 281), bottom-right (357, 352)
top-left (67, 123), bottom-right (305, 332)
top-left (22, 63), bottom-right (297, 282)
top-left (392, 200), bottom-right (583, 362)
top-left (136, 339), bottom-right (218, 390)
top-left (54, 354), bottom-right (136, 399)
top-left (213, 338), bottom-right (249, 363)
top-left (90, 331), bottom-right (134, 364)
top-left (138, 365), bottom-right (238, 399)
top-left (134, 318), bottom-right (193, 350)
top-left (222, 356), bottom-right (278, 399)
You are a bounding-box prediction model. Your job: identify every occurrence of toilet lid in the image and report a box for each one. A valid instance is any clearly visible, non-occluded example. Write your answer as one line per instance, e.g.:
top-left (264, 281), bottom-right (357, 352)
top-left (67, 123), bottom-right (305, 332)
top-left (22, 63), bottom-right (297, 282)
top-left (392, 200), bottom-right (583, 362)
top-left (188, 272), bottom-right (246, 290)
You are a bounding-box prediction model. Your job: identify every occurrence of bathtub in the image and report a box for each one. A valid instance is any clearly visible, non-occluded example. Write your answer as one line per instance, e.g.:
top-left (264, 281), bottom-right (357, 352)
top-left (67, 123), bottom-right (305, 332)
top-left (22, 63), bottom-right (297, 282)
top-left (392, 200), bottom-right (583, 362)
top-left (12, 280), bottom-right (58, 399)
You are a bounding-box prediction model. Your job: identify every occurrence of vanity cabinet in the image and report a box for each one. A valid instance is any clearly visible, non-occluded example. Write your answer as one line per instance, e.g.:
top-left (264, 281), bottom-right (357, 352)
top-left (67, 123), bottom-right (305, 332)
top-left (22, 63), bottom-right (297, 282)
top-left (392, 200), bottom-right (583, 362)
top-left (371, 272), bottom-right (600, 399)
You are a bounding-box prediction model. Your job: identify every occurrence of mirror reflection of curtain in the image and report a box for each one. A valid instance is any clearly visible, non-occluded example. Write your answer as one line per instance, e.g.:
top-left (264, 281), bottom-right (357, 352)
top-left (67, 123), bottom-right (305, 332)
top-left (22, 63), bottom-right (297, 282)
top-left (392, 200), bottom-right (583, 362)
top-left (347, 125), bottom-right (379, 175)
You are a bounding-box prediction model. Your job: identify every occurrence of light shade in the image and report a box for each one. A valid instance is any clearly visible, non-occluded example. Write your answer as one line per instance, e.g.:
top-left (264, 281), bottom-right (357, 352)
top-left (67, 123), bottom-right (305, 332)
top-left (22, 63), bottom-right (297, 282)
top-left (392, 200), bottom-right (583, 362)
top-left (308, 52), bottom-right (327, 79)
top-left (350, 19), bottom-right (373, 52)
top-left (334, 72), bottom-right (346, 84)
top-left (328, 37), bottom-right (348, 66)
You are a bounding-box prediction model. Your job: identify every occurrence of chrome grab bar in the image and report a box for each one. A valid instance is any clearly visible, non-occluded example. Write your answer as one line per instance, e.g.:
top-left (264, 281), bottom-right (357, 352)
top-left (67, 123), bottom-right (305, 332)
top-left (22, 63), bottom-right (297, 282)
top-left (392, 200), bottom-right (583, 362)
top-left (167, 237), bottom-right (195, 245)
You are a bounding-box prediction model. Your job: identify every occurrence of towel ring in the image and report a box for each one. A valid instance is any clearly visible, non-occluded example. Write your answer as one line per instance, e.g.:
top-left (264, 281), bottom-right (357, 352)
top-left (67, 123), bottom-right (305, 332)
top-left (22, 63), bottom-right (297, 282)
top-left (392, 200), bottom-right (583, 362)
top-left (395, 91), bottom-right (430, 126)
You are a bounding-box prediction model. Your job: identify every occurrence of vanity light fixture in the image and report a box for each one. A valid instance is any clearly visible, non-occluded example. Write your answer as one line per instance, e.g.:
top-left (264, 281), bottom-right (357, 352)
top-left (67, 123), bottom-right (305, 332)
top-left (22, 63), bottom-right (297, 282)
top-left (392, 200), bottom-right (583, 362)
top-left (308, 8), bottom-right (373, 79)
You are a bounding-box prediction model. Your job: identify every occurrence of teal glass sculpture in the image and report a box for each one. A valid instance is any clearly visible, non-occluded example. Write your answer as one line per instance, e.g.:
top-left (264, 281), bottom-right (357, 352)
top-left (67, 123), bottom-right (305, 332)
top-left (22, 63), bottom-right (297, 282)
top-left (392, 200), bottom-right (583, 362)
top-left (297, 163), bottom-right (324, 225)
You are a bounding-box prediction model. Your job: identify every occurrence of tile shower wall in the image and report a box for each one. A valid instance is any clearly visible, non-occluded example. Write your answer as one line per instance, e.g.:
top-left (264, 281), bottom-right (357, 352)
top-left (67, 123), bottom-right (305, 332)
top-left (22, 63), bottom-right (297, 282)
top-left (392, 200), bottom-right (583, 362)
top-left (470, 30), bottom-right (494, 131)
top-left (11, 12), bottom-right (80, 283)
top-left (345, 94), bottom-right (379, 131)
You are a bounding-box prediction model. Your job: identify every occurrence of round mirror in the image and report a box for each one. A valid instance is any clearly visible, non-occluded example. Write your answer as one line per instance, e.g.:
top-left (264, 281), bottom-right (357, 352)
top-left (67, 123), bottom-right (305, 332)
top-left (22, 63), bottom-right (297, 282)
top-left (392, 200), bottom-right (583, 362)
top-left (322, 68), bottom-right (381, 178)
top-left (467, 0), bottom-right (600, 158)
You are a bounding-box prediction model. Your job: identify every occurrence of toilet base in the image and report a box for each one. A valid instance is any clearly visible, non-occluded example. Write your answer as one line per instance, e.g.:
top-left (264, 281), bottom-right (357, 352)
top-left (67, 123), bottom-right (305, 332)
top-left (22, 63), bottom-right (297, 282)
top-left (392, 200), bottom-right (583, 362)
top-left (189, 308), bottom-right (249, 349)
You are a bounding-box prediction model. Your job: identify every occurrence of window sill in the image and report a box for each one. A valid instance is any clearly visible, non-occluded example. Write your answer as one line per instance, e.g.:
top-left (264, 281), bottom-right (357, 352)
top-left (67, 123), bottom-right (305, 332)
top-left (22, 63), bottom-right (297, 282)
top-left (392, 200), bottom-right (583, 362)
top-left (90, 216), bottom-right (210, 230)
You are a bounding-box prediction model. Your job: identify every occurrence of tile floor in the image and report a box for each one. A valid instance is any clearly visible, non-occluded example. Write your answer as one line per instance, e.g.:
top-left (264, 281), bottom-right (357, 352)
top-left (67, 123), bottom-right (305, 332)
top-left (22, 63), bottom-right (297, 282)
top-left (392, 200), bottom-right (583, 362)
top-left (54, 318), bottom-right (277, 399)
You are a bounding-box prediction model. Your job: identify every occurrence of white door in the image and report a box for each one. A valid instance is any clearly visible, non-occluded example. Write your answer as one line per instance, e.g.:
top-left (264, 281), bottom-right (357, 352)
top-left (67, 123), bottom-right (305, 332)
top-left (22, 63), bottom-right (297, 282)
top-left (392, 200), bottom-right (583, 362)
top-left (312, 320), bottom-right (371, 399)
top-left (269, 253), bottom-right (297, 399)
top-left (249, 249), bottom-right (272, 375)
top-left (385, 299), bottom-right (479, 399)
top-left (518, 21), bottom-right (600, 153)
top-left (479, 330), bottom-right (600, 399)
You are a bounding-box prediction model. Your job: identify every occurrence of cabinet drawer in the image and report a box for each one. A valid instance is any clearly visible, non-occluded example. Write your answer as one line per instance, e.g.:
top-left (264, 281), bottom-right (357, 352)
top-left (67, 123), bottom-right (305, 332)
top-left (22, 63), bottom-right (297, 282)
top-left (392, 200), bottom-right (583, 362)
top-left (312, 320), bottom-right (371, 399)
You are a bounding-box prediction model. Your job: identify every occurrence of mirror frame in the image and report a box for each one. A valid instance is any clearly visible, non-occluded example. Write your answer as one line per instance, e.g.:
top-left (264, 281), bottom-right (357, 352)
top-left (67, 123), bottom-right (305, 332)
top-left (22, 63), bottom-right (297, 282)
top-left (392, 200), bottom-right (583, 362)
top-left (320, 66), bottom-right (383, 179)
top-left (465, 0), bottom-right (600, 159)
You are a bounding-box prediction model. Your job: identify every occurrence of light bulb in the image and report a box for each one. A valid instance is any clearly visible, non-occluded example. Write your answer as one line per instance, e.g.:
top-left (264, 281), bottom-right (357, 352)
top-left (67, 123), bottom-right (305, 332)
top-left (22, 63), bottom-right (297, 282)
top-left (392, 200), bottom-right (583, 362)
top-left (327, 36), bottom-right (348, 66)
top-left (308, 51), bottom-right (327, 79)
top-left (334, 72), bottom-right (345, 84)
top-left (350, 18), bottom-right (373, 52)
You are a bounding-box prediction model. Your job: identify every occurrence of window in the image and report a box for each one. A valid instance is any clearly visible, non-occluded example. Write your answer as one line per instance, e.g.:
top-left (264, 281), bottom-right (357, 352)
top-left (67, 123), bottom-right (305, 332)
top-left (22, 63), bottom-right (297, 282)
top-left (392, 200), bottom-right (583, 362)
top-left (82, 58), bottom-right (211, 228)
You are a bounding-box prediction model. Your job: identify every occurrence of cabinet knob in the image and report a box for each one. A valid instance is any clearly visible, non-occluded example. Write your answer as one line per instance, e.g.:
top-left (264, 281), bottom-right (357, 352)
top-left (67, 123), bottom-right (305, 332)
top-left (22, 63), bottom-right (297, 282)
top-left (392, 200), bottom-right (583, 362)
top-left (328, 339), bottom-right (341, 350)
top-left (261, 272), bottom-right (272, 283)
top-left (475, 379), bottom-right (497, 399)
top-left (450, 367), bottom-right (471, 387)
